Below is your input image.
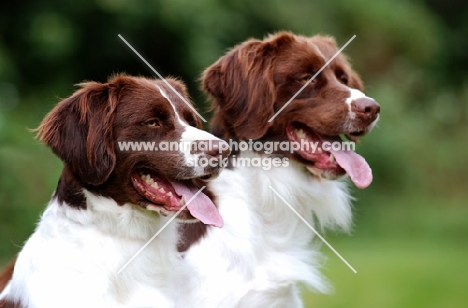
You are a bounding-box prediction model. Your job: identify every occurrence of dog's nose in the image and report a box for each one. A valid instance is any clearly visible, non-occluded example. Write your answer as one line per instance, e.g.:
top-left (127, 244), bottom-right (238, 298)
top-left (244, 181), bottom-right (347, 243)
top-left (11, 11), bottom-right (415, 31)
top-left (209, 140), bottom-right (231, 159)
top-left (191, 139), bottom-right (231, 159)
top-left (351, 98), bottom-right (380, 122)
top-left (202, 139), bottom-right (230, 159)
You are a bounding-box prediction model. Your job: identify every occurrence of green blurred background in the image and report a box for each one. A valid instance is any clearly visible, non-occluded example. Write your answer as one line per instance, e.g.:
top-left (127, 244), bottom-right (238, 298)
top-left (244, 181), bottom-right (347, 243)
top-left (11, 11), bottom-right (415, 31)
top-left (1, 0), bottom-right (467, 307)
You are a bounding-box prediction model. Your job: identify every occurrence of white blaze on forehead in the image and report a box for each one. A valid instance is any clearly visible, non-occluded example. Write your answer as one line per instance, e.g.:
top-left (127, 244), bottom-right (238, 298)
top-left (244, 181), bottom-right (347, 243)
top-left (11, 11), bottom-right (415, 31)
top-left (157, 85), bottom-right (187, 127)
top-left (157, 84), bottom-right (218, 141)
top-left (156, 85), bottom-right (221, 166)
top-left (314, 45), bottom-right (326, 61)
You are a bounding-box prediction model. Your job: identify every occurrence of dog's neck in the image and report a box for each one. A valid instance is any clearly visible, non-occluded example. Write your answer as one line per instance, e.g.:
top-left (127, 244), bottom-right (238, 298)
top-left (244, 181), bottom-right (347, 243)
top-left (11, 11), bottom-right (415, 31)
top-left (52, 165), bottom-right (177, 240)
top-left (47, 189), bottom-right (174, 242)
top-left (216, 151), bottom-right (351, 234)
top-left (54, 165), bottom-right (87, 209)
top-left (226, 150), bottom-right (352, 229)
top-left (207, 150), bottom-right (352, 288)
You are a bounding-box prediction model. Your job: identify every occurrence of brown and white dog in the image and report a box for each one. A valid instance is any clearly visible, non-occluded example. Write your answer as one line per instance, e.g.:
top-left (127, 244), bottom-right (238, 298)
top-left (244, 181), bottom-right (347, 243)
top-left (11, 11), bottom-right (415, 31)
top-left (179, 32), bottom-right (380, 307)
top-left (0, 75), bottom-right (229, 308)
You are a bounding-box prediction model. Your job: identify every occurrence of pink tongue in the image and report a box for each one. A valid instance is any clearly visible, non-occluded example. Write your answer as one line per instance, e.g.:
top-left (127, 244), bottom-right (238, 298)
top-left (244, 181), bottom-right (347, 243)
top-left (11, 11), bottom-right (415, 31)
top-left (170, 181), bottom-right (223, 227)
top-left (328, 148), bottom-right (373, 189)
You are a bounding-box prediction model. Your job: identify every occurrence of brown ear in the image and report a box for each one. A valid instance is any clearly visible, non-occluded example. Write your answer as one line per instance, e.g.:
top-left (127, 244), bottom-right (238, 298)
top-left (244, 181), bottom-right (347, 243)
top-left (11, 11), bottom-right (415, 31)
top-left (203, 34), bottom-right (293, 140)
top-left (36, 82), bottom-right (118, 186)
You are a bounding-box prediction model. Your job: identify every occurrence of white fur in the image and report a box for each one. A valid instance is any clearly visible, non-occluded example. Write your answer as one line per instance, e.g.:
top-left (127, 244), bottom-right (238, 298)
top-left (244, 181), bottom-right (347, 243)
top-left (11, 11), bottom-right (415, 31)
top-left (0, 282), bottom-right (10, 301)
top-left (180, 150), bottom-right (352, 307)
top-left (2, 191), bottom-right (187, 308)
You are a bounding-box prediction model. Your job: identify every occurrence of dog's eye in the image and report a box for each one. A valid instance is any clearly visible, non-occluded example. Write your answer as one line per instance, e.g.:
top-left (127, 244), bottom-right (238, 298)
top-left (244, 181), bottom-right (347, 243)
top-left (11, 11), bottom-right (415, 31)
top-left (183, 113), bottom-right (199, 128)
top-left (337, 72), bottom-right (349, 85)
top-left (340, 75), bottom-right (349, 85)
top-left (145, 119), bottom-right (161, 127)
top-left (188, 120), bottom-right (198, 127)
top-left (299, 75), bottom-right (315, 85)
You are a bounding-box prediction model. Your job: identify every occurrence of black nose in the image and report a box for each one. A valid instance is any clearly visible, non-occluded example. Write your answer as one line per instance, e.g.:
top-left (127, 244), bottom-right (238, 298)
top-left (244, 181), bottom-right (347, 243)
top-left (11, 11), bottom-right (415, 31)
top-left (351, 98), bottom-right (380, 122)
top-left (191, 139), bottom-right (231, 159)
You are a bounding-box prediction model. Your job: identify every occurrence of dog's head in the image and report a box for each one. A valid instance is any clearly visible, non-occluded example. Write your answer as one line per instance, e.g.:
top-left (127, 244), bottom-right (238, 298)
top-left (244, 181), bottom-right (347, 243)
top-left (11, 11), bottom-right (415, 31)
top-left (203, 32), bottom-right (380, 188)
top-left (37, 75), bottom-right (229, 226)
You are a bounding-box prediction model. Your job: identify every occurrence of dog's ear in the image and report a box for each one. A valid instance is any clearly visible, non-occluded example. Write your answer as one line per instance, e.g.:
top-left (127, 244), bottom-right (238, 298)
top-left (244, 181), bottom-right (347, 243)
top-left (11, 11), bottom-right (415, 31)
top-left (203, 33), bottom-right (294, 140)
top-left (37, 81), bottom-right (118, 186)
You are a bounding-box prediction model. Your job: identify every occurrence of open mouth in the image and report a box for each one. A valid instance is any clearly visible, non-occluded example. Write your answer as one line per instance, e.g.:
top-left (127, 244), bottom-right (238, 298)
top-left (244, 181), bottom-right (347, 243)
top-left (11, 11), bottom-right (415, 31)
top-left (286, 123), bottom-right (372, 189)
top-left (131, 169), bottom-right (223, 227)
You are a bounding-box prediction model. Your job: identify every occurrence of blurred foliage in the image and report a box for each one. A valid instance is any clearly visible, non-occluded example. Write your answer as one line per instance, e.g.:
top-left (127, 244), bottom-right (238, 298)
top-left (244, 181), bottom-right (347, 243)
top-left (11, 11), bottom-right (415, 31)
top-left (0, 0), bottom-right (467, 307)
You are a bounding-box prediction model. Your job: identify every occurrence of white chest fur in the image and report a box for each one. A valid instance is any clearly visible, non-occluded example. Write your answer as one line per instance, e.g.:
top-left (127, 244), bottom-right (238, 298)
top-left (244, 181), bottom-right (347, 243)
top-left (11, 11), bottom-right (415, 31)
top-left (180, 151), bottom-right (352, 308)
top-left (6, 192), bottom-right (184, 308)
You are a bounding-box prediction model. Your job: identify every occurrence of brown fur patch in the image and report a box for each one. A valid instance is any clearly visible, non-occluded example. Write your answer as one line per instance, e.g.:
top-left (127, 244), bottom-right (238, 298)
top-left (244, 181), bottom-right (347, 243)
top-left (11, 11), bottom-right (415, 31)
top-left (203, 32), bottom-right (376, 143)
top-left (0, 299), bottom-right (22, 308)
top-left (177, 222), bottom-right (208, 252)
top-left (0, 259), bottom-right (15, 293)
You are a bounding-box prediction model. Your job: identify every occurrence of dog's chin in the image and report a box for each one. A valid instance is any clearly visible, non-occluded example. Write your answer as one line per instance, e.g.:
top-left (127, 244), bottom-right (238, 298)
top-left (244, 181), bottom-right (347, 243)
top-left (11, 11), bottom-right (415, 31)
top-left (154, 206), bottom-right (199, 224)
top-left (304, 165), bottom-right (346, 181)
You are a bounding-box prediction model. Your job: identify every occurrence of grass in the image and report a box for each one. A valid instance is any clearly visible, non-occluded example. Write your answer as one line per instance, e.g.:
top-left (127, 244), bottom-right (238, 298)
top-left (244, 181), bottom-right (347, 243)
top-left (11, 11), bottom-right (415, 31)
top-left (301, 192), bottom-right (468, 308)
top-left (302, 238), bottom-right (468, 308)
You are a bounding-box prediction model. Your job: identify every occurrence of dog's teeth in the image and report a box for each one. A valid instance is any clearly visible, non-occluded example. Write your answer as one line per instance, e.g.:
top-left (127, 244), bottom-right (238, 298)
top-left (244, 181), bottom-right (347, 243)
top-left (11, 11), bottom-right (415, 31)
top-left (295, 129), bottom-right (306, 139)
top-left (329, 154), bottom-right (335, 162)
top-left (144, 175), bottom-right (154, 185)
top-left (151, 182), bottom-right (159, 188)
top-left (180, 198), bottom-right (186, 205)
top-left (159, 187), bottom-right (165, 193)
top-left (317, 148), bottom-right (323, 154)
top-left (166, 192), bottom-right (172, 197)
